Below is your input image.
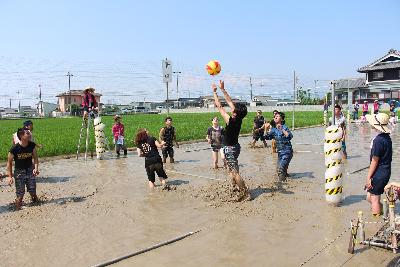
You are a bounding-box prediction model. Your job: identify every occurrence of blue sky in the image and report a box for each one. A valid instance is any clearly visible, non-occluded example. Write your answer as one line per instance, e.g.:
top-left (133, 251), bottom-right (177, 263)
top-left (0, 0), bottom-right (399, 106)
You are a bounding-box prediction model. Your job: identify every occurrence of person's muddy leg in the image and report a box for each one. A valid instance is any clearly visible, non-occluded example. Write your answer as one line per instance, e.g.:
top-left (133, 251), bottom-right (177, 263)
top-left (29, 193), bottom-right (39, 204)
top-left (233, 171), bottom-right (246, 191)
top-left (146, 166), bottom-right (156, 189)
top-left (148, 181), bottom-right (155, 189)
top-left (15, 196), bottom-right (23, 210)
top-left (123, 144), bottom-right (127, 156)
top-left (370, 194), bottom-right (381, 215)
top-left (162, 148), bottom-right (167, 163)
top-left (212, 151), bottom-right (218, 169)
top-left (169, 147), bottom-right (175, 163)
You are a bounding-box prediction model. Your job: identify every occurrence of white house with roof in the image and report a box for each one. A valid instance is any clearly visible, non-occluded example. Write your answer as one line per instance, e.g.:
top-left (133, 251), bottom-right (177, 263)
top-left (335, 49), bottom-right (400, 105)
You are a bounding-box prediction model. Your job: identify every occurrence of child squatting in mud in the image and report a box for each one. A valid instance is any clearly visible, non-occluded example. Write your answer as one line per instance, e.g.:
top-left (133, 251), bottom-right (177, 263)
top-left (212, 80), bottom-right (250, 201)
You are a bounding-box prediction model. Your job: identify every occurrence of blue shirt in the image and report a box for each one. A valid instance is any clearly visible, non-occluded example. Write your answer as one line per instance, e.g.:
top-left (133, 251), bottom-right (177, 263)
top-left (264, 125), bottom-right (293, 152)
top-left (370, 133), bottom-right (392, 180)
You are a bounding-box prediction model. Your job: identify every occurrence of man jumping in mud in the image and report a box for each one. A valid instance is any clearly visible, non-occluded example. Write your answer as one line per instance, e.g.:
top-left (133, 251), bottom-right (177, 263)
top-left (212, 80), bottom-right (250, 201)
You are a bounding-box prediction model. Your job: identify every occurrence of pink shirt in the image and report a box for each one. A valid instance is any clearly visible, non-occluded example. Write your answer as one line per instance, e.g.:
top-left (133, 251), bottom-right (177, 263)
top-left (373, 102), bottom-right (379, 112)
top-left (362, 103), bottom-right (368, 112)
top-left (112, 123), bottom-right (125, 140)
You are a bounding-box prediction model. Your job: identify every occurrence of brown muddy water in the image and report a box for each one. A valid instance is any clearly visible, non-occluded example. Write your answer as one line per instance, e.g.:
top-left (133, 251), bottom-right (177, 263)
top-left (0, 123), bottom-right (399, 267)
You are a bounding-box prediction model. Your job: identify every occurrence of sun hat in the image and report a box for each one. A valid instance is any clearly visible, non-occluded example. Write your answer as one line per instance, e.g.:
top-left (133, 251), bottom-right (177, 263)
top-left (83, 86), bottom-right (95, 93)
top-left (364, 100), bottom-right (368, 103)
top-left (374, 99), bottom-right (378, 102)
top-left (365, 113), bottom-right (390, 133)
top-left (114, 115), bottom-right (121, 121)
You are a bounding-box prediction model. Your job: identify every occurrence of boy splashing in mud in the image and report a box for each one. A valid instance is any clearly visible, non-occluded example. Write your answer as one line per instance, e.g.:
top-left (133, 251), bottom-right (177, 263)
top-left (212, 80), bottom-right (250, 201)
top-left (7, 128), bottom-right (40, 210)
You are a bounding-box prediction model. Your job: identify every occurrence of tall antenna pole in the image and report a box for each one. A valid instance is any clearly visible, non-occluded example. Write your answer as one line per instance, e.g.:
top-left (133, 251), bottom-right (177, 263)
top-left (173, 71), bottom-right (181, 108)
top-left (66, 72), bottom-right (74, 113)
top-left (249, 77), bottom-right (253, 102)
top-left (39, 84), bottom-right (42, 116)
top-left (292, 71), bottom-right (296, 130)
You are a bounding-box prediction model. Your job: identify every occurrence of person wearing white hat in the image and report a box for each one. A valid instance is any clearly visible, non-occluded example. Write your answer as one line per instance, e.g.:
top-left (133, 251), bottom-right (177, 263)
top-left (365, 113), bottom-right (392, 217)
top-left (82, 87), bottom-right (98, 119)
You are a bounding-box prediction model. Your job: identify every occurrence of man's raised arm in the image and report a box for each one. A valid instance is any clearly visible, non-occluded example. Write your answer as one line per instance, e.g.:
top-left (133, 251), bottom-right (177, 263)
top-left (218, 80), bottom-right (235, 111)
top-left (213, 83), bottom-right (230, 124)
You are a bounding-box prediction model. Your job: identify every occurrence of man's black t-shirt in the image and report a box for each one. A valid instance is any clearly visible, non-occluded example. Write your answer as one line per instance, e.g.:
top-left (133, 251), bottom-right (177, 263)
top-left (9, 142), bottom-right (36, 170)
top-left (138, 137), bottom-right (162, 167)
top-left (223, 117), bottom-right (242, 146)
top-left (253, 115), bottom-right (265, 129)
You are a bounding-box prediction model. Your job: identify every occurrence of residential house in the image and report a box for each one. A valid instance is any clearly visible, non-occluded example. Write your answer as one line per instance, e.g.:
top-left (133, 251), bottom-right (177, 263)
top-left (56, 89), bottom-right (102, 113)
top-left (335, 49), bottom-right (400, 104)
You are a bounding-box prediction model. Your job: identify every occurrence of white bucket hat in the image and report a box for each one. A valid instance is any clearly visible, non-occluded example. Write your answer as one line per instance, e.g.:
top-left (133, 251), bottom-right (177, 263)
top-left (365, 113), bottom-right (390, 133)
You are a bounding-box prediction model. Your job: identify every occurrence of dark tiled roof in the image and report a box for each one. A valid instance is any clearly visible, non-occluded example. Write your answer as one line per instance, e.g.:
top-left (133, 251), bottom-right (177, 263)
top-left (336, 78), bottom-right (367, 89)
top-left (358, 49), bottom-right (400, 72)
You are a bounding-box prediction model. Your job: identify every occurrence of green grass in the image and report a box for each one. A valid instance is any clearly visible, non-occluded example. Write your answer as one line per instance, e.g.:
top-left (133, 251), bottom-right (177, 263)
top-left (0, 111), bottom-right (324, 160)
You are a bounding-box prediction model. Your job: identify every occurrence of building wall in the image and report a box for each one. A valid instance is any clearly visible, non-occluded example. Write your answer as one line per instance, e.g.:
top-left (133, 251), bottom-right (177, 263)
top-left (58, 95), bottom-right (101, 112)
top-left (367, 68), bottom-right (400, 82)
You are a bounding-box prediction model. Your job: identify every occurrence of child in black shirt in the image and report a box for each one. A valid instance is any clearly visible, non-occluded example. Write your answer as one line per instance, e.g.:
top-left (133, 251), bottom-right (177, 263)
top-left (7, 128), bottom-right (40, 210)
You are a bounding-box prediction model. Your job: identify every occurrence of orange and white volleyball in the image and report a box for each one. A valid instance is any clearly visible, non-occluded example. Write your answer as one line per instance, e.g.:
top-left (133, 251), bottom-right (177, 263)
top-left (206, 60), bottom-right (221, 76)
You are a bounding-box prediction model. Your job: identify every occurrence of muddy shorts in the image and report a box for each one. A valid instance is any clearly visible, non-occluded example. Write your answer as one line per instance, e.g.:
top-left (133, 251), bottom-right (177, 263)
top-left (162, 146), bottom-right (174, 159)
top-left (14, 168), bottom-right (36, 198)
top-left (146, 163), bottom-right (168, 183)
top-left (222, 144), bottom-right (241, 173)
top-left (211, 144), bottom-right (222, 152)
top-left (368, 176), bottom-right (390, 196)
top-left (252, 131), bottom-right (265, 142)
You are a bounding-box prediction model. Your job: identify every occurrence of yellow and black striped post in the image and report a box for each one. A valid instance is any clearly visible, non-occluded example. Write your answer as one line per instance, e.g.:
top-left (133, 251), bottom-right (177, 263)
top-left (324, 125), bottom-right (344, 205)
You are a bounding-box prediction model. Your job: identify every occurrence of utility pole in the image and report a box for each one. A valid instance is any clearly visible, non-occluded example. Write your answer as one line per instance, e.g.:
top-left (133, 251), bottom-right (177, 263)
top-left (314, 80), bottom-right (317, 99)
top-left (331, 81), bottom-right (337, 125)
top-left (9, 98), bottom-right (11, 108)
top-left (66, 72), bottom-right (73, 113)
top-left (292, 70), bottom-right (296, 130)
top-left (16, 90), bottom-right (21, 113)
top-left (249, 77), bottom-right (253, 102)
top-left (173, 71), bottom-right (181, 108)
top-left (38, 84), bottom-right (43, 116)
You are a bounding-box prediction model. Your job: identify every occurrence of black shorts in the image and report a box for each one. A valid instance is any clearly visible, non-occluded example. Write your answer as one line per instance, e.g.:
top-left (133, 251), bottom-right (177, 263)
top-left (162, 146), bottom-right (174, 158)
top-left (368, 176), bottom-right (390, 195)
top-left (362, 111), bottom-right (368, 116)
top-left (374, 110), bottom-right (379, 114)
top-left (211, 144), bottom-right (221, 152)
top-left (83, 106), bottom-right (89, 112)
top-left (146, 163), bottom-right (168, 183)
top-left (252, 131), bottom-right (265, 141)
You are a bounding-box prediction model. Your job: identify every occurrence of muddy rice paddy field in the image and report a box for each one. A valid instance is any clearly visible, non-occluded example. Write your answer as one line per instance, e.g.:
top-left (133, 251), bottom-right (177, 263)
top-left (0, 123), bottom-right (399, 267)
